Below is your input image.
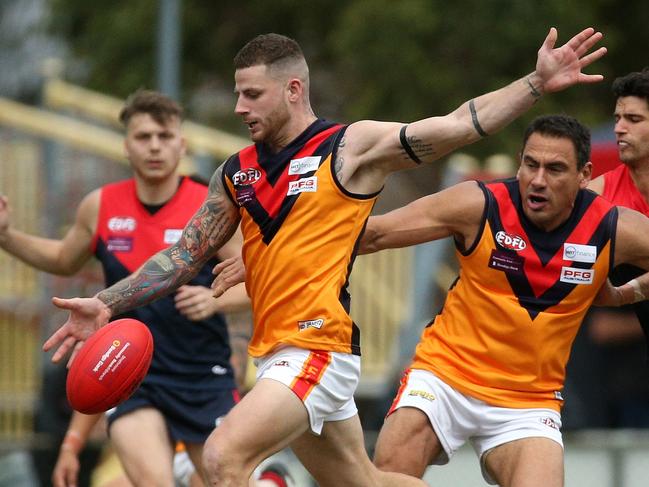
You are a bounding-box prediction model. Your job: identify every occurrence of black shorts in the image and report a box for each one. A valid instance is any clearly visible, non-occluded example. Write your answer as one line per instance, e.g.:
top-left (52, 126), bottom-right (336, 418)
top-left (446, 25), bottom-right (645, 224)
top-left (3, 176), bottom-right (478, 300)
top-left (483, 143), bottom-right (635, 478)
top-left (106, 382), bottom-right (239, 444)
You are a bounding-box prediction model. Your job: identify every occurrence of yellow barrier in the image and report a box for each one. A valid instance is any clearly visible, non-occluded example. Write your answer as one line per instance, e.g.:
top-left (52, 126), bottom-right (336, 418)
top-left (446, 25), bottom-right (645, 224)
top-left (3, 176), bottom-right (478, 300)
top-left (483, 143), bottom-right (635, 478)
top-left (43, 78), bottom-right (249, 159)
top-left (0, 138), bottom-right (43, 440)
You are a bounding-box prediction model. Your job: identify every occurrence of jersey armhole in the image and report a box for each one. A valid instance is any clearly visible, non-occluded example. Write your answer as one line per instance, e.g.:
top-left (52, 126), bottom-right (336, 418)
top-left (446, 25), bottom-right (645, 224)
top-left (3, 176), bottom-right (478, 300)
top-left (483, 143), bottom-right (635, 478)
top-left (88, 187), bottom-right (104, 254)
top-left (221, 158), bottom-right (237, 205)
top-left (457, 180), bottom-right (489, 256)
top-left (608, 206), bottom-right (619, 271)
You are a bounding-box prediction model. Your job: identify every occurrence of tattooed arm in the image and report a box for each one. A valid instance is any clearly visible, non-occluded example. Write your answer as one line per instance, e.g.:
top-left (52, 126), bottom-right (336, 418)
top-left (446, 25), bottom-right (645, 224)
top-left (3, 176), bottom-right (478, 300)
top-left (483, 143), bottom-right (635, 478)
top-left (43, 165), bottom-right (241, 363)
top-left (99, 166), bottom-right (239, 315)
top-left (336, 27), bottom-right (605, 195)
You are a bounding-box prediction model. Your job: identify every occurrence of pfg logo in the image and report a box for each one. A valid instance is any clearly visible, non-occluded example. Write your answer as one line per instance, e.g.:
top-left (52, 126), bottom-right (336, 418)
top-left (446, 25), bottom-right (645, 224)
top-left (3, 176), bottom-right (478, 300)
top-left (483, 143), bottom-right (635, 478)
top-left (560, 267), bottom-right (594, 284)
top-left (495, 231), bottom-right (527, 251)
top-left (233, 168), bottom-right (261, 186)
top-left (108, 217), bottom-right (136, 232)
top-left (288, 176), bottom-right (317, 196)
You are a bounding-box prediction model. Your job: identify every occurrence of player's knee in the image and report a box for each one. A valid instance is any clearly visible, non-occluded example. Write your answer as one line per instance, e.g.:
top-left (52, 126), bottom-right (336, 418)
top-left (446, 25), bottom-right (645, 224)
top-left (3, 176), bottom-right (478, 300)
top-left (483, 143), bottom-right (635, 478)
top-left (202, 435), bottom-right (250, 483)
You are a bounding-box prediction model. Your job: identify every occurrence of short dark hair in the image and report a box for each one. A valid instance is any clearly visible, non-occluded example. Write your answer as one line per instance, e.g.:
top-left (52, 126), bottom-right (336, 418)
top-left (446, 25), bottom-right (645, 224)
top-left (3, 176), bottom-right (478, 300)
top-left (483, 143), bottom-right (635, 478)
top-left (612, 68), bottom-right (649, 107)
top-left (119, 89), bottom-right (183, 127)
top-left (522, 115), bottom-right (591, 170)
top-left (234, 33), bottom-right (305, 70)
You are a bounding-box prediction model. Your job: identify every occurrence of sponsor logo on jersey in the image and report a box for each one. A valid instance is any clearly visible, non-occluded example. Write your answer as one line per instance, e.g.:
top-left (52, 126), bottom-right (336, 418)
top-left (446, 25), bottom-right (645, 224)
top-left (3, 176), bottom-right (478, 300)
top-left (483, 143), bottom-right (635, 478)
top-left (288, 156), bottom-right (321, 175)
top-left (235, 186), bottom-right (255, 205)
top-left (211, 365), bottom-right (228, 375)
top-left (495, 231), bottom-right (527, 251)
top-left (107, 237), bottom-right (133, 252)
top-left (408, 390), bottom-right (436, 401)
top-left (273, 360), bottom-right (289, 367)
top-left (232, 168), bottom-right (262, 186)
top-left (560, 266), bottom-right (594, 284)
top-left (489, 249), bottom-right (525, 274)
top-left (287, 176), bottom-right (317, 196)
top-left (554, 391), bottom-right (564, 400)
top-left (298, 318), bottom-right (324, 331)
top-left (108, 216), bottom-right (136, 232)
top-left (563, 243), bottom-right (596, 263)
top-left (164, 229), bottom-right (183, 244)
top-left (540, 417), bottom-right (560, 430)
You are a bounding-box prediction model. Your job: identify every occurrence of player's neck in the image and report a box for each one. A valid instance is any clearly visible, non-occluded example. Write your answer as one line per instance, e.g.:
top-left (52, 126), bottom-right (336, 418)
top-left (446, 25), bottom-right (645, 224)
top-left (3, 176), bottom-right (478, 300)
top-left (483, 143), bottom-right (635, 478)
top-left (134, 174), bottom-right (181, 205)
top-left (627, 160), bottom-right (649, 201)
top-left (267, 112), bottom-right (318, 153)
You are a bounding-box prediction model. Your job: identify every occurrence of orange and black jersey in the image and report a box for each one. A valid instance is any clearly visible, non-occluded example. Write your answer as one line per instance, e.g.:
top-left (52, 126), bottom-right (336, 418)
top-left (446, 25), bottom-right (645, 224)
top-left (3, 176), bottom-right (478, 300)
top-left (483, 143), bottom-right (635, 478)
top-left (412, 178), bottom-right (618, 410)
top-left (222, 119), bottom-right (379, 357)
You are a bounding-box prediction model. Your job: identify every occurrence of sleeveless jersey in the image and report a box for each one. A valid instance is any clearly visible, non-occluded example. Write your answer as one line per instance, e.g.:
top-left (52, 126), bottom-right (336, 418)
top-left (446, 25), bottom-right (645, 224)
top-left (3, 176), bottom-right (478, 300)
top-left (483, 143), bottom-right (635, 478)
top-left (91, 177), bottom-right (235, 391)
top-left (412, 178), bottom-right (618, 410)
top-left (222, 119), bottom-right (378, 357)
top-left (602, 163), bottom-right (649, 353)
top-left (603, 164), bottom-right (649, 214)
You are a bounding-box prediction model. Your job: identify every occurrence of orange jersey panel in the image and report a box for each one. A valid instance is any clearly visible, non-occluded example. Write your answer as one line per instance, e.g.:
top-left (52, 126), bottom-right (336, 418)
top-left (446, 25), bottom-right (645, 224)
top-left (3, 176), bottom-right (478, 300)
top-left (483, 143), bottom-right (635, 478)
top-left (223, 121), bottom-right (378, 357)
top-left (412, 179), bottom-right (618, 411)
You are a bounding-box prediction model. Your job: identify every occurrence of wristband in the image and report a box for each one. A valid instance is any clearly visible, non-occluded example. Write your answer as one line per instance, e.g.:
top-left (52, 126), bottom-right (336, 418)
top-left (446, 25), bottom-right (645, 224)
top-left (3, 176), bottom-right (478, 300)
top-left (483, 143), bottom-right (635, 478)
top-left (628, 279), bottom-right (646, 303)
top-left (60, 430), bottom-right (83, 455)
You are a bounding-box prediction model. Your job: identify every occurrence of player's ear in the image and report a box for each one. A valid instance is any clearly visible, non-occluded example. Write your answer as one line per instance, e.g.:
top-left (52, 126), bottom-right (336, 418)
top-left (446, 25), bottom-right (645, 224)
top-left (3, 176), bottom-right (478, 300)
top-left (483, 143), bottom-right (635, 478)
top-left (579, 161), bottom-right (592, 189)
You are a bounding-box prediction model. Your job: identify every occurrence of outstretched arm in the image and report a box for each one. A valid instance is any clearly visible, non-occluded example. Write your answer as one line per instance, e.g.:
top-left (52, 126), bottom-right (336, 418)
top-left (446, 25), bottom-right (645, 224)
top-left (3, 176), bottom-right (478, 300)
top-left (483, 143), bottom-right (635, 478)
top-left (360, 181), bottom-right (485, 254)
top-left (0, 191), bottom-right (97, 275)
top-left (44, 164), bottom-right (241, 363)
top-left (596, 208), bottom-right (649, 306)
top-left (339, 27), bottom-right (606, 193)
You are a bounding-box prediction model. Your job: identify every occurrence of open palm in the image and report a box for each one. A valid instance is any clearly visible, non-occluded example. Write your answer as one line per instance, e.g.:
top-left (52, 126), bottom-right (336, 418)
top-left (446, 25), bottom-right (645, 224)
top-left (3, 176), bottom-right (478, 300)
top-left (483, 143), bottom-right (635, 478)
top-left (536, 27), bottom-right (606, 93)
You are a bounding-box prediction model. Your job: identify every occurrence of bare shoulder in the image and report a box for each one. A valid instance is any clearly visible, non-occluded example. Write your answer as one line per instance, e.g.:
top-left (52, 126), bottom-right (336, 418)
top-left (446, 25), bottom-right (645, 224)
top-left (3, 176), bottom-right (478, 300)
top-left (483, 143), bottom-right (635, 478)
top-left (336, 120), bottom-right (421, 193)
top-left (615, 207), bottom-right (649, 267)
top-left (208, 163), bottom-right (227, 196)
top-left (588, 174), bottom-right (605, 195)
top-left (76, 188), bottom-right (102, 231)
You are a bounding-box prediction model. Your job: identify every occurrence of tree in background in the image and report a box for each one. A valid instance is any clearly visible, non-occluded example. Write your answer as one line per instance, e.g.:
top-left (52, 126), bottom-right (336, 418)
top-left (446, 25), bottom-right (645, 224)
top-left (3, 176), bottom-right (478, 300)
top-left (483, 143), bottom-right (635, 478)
top-left (45, 0), bottom-right (649, 159)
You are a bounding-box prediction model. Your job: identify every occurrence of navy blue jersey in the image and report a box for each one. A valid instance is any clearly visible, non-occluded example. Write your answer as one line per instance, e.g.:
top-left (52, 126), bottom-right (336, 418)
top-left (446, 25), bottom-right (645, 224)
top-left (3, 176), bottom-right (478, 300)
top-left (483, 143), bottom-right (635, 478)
top-left (91, 177), bottom-right (235, 391)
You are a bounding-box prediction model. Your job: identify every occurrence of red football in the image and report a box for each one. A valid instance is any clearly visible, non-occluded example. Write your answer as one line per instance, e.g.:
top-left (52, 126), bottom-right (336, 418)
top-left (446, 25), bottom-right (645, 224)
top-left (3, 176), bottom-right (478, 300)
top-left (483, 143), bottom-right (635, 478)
top-left (66, 318), bottom-right (153, 414)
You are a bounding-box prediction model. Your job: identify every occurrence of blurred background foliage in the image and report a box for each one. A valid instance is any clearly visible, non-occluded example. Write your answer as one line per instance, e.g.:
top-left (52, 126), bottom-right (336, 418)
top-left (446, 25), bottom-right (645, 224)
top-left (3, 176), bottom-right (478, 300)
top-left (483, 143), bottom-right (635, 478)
top-left (11, 0), bottom-right (649, 158)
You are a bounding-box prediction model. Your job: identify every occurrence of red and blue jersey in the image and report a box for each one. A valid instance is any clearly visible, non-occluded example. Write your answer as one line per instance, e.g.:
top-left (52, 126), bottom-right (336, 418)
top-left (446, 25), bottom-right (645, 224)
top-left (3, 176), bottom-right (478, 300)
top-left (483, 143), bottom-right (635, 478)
top-left (91, 177), bottom-right (235, 391)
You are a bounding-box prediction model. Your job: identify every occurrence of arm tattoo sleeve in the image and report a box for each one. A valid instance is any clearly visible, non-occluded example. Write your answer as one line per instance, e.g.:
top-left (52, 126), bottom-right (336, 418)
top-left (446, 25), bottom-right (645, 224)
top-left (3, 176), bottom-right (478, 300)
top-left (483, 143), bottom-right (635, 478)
top-left (469, 100), bottom-right (488, 137)
top-left (98, 165), bottom-right (240, 316)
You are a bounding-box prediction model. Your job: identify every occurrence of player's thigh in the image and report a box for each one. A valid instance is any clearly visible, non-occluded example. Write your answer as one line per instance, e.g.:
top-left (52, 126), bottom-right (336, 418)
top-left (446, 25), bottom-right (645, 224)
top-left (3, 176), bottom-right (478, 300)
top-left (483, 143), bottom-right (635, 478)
top-left (290, 414), bottom-right (377, 487)
top-left (374, 406), bottom-right (442, 478)
top-left (484, 437), bottom-right (564, 487)
top-left (205, 378), bottom-right (310, 467)
top-left (109, 407), bottom-right (175, 484)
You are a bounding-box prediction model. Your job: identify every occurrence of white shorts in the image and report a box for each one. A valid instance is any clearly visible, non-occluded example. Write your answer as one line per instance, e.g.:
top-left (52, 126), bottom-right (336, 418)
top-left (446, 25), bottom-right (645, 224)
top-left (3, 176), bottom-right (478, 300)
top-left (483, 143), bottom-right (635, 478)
top-left (255, 347), bottom-right (360, 435)
top-left (390, 368), bottom-right (563, 485)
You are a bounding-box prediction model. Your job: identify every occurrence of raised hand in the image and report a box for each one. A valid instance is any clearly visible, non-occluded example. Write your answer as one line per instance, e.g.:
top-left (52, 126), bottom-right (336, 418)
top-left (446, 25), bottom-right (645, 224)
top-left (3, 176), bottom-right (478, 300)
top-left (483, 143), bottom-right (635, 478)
top-left (43, 296), bottom-right (111, 365)
top-left (211, 256), bottom-right (246, 297)
top-left (535, 27), bottom-right (607, 94)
